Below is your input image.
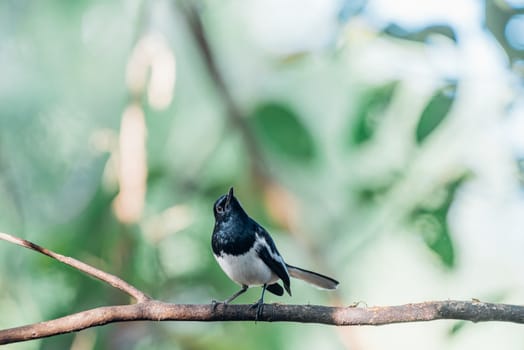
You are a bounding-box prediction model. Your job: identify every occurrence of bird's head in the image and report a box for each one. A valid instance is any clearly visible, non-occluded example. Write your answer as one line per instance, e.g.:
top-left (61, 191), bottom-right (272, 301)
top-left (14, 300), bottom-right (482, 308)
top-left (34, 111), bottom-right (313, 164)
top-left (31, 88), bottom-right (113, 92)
top-left (213, 187), bottom-right (246, 222)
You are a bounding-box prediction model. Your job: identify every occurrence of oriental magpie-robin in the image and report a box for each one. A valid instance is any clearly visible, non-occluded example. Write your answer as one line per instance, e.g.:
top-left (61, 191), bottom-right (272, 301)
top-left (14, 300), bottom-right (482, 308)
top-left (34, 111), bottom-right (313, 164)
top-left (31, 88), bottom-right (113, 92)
top-left (211, 187), bottom-right (339, 320)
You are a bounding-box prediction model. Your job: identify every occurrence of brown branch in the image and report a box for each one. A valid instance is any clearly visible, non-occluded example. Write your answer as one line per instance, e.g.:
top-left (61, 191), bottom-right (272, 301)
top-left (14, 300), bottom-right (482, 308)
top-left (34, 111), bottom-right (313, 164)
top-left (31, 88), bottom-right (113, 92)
top-left (1, 231), bottom-right (524, 345)
top-left (1, 300), bottom-right (524, 344)
top-left (0, 232), bottom-right (151, 303)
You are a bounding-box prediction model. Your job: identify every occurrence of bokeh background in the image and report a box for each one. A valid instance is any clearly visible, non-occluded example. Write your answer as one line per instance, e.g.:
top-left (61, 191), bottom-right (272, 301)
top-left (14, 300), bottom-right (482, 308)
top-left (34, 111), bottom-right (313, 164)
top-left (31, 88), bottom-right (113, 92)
top-left (1, 0), bottom-right (524, 349)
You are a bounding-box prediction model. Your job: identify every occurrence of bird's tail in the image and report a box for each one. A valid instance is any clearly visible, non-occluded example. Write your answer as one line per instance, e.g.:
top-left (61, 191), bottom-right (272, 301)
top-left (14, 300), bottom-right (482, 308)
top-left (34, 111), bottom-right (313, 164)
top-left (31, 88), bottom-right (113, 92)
top-left (286, 264), bottom-right (339, 290)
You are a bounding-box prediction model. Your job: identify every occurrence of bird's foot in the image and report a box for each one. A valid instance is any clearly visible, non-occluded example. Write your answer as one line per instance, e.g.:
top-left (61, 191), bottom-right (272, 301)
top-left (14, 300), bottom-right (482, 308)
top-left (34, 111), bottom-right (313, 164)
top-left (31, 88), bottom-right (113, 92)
top-left (250, 299), bottom-right (264, 321)
top-left (211, 299), bottom-right (227, 312)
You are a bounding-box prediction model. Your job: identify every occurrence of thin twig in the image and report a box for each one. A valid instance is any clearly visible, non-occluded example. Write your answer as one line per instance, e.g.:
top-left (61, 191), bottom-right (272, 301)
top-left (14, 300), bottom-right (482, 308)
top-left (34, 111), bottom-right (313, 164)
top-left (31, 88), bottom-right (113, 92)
top-left (1, 231), bottom-right (524, 345)
top-left (1, 300), bottom-right (523, 344)
top-left (0, 232), bottom-right (151, 303)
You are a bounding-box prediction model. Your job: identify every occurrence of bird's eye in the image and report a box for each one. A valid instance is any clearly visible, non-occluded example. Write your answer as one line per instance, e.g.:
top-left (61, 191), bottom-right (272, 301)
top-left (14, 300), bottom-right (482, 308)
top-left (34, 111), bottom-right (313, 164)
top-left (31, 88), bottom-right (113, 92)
top-left (216, 206), bottom-right (224, 214)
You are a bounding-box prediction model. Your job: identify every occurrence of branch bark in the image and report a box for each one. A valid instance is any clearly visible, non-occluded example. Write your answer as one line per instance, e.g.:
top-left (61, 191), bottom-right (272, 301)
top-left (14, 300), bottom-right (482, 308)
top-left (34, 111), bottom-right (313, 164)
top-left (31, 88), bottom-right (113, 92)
top-left (0, 232), bottom-right (150, 303)
top-left (1, 300), bottom-right (524, 344)
top-left (2, 233), bottom-right (524, 345)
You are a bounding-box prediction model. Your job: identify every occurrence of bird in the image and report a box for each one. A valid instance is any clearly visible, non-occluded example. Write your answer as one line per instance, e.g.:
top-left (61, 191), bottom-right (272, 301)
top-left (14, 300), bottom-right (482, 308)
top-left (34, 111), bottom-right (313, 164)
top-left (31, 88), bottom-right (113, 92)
top-left (211, 187), bottom-right (339, 320)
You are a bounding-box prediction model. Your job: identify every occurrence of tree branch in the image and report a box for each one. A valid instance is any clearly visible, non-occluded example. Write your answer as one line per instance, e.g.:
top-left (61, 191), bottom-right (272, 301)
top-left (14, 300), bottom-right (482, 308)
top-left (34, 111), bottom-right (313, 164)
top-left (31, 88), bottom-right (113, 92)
top-left (2, 233), bottom-right (524, 345)
top-left (0, 232), bottom-right (150, 303)
top-left (1, 300), bottom-right (523, 344)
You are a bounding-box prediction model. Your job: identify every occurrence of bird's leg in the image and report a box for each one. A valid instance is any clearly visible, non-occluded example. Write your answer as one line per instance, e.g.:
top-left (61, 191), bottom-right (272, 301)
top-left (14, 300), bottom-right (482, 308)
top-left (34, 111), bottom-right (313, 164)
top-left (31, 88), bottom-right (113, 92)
top-left (212, 285), bottom-right (248, 311)
top-left (250, 284), bottom-right (267, 321)
top-left (225, 285), bottom-right (249, 304)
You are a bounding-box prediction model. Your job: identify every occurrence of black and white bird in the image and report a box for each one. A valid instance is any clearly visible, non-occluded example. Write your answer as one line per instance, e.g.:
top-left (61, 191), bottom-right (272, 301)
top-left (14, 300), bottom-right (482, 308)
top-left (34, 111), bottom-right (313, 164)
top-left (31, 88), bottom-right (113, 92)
top-left (211, 187), bottom-right (339, 320)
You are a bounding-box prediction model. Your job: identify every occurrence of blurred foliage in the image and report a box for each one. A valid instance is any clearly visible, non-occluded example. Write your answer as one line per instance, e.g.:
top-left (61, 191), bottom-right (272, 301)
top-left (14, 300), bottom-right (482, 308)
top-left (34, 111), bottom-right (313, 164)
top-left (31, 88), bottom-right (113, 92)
top-left (251, 102), bottom-right (316, 162)
top-left (409, 174), bottom-right (469, 268)
top-left (1, 0), bottom-right (524, 350)
top-left (415, 83), bottom-right (456, 144)
top-left (485, 0), bottom-right (524, 65)
top-left (384, 23), bottom-right (457, 43)
top-left (348, 81), bottom-right (399, 145)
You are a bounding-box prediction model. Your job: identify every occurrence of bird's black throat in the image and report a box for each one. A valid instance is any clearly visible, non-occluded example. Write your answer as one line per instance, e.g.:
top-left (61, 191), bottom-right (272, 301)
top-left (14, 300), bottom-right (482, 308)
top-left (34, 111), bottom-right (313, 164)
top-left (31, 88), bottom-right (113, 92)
top-left (212, 200), bottom-right (257, 256)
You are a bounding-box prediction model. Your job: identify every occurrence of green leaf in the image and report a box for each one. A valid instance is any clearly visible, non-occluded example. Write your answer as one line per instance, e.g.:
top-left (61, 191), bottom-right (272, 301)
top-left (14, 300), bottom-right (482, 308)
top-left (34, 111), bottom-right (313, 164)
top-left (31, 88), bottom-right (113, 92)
top-left (354, 173), bottom-right (401, 205)
top-left (250, 102), bottom-right (316, 161)
top-left (410, 174), bottom-right (469, 268)
top-left (384, 24), bottom-right (457, 43)
top-left (419, 213), bottom-right (455, 268)
top-left (448, 321), bottom-right (467, 336)
top-left (350, 81), bottom-right (398, 145)
top-left (415, 84), bottom-right (457, 144)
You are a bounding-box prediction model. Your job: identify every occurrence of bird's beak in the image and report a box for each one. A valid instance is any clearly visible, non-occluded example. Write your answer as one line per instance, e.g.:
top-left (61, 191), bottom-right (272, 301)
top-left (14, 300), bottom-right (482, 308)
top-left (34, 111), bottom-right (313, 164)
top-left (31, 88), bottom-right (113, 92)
top-left (226, 187), bottom-right (234, 207)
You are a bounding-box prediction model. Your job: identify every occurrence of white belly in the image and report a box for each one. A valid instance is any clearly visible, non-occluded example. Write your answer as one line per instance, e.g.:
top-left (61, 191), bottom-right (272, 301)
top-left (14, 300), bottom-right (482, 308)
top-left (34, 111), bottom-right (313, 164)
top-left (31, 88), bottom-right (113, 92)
top-left (215, 248), bottom-right (279, 286)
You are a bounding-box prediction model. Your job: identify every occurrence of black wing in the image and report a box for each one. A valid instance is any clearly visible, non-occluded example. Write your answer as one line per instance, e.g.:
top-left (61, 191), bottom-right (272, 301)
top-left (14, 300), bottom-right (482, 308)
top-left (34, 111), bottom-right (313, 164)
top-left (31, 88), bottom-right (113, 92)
top-left (254, 225), bottom-right (291, 296)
